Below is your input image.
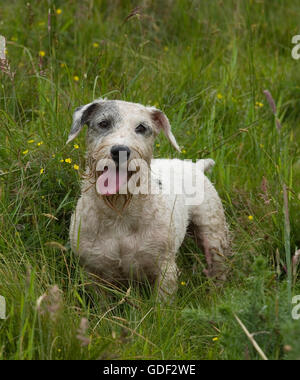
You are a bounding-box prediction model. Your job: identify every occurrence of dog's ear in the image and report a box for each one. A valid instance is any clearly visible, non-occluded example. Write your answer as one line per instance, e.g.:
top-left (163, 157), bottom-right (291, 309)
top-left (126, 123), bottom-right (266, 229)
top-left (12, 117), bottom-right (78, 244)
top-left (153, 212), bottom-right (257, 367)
top-left (149, 108), bottom-right (181, 152)
top-left (66, 102), bottom-right (100, 144)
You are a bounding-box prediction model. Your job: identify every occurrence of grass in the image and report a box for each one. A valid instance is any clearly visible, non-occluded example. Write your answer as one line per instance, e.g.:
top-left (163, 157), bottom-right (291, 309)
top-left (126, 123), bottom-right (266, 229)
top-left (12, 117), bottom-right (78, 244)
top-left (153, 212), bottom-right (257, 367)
top-left (0, 0), bottom-right (299, 360)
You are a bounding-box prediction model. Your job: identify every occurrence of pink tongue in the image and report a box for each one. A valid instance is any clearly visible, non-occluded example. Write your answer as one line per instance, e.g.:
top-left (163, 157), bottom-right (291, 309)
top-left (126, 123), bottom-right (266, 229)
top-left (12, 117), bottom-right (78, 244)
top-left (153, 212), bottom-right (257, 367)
top-left (96, 167), bottom-right (128, 195)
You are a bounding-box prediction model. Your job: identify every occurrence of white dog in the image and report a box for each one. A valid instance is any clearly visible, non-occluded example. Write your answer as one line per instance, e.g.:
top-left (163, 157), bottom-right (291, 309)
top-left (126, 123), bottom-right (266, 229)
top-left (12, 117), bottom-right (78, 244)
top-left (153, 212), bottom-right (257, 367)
top-left (68, 99), bottom-right (230, 299)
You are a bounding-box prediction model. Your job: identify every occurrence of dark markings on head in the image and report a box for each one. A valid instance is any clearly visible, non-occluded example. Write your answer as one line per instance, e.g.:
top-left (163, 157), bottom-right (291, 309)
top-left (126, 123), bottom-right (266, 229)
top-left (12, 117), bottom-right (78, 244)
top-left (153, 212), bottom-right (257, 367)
top-left (81, 103), bottom-right (100, 126)
top-left (85, 101), bottom-right (122, 142)
top-left (135, 123), bottom-right (153, 138)
top-left (69, 100), bottom-right (158, 146)
top-left (143, 125), bottom-right (153, 138)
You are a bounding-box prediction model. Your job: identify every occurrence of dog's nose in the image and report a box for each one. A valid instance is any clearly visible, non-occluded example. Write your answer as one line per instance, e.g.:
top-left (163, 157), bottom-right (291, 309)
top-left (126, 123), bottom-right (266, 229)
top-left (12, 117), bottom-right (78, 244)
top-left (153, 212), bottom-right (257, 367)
top-left (110, 145), bottom-right (131, 164)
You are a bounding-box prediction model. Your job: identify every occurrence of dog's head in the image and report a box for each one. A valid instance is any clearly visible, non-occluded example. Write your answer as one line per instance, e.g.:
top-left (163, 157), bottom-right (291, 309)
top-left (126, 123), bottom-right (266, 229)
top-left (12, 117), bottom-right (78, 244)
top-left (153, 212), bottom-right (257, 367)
top-left (67, 99), bottom-right (180, 196)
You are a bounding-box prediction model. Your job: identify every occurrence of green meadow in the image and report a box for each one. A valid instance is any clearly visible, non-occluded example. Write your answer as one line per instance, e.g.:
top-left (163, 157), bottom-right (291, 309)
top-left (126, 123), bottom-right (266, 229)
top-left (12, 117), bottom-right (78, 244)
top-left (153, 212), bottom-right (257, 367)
top-left (0, 0), bottom-right (299, 360)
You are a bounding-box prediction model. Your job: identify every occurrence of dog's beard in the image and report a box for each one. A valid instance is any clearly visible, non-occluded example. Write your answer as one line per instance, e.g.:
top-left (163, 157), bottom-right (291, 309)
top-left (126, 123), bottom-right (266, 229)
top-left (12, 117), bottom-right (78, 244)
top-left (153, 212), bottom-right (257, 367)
top-left (83, 145), bottom-right (150, 213)
top-left (102, 193), bottom-right (133, 214)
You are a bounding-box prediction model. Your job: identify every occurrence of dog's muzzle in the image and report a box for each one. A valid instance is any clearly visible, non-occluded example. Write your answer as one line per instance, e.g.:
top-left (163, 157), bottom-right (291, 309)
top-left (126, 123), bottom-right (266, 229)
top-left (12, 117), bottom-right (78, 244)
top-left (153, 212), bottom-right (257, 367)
top-left (110, 145), bottom-right (131, 165)
top-left (95, 146), bottom-right (133, 196)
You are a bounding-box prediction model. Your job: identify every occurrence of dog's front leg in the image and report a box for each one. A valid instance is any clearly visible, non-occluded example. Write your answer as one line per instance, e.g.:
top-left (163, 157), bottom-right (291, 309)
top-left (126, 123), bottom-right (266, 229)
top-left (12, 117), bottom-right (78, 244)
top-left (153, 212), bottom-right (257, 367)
top-left (156, 260), bottom-right (178, 302)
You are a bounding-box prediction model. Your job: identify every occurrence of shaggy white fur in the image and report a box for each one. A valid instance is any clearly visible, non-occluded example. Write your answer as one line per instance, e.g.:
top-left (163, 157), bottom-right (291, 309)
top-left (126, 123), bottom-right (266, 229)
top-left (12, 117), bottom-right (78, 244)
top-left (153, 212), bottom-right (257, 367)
top-left (68, 99), bottom-right (230, 299)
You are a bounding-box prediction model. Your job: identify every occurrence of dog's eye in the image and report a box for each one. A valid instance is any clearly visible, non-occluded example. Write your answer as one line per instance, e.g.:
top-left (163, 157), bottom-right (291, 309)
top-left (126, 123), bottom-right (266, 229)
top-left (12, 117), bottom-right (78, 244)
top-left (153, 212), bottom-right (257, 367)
top-left (98, 120), bottom-right (110, 129)
top-left (135, 124), bottom-right (147, 134)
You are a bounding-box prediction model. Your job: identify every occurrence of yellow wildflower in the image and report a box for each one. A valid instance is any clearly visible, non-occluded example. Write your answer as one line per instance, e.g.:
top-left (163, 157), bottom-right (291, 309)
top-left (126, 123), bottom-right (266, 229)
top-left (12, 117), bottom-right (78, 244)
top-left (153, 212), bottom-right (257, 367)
top-left (217, 93), bottom-right (223, 100)
top-left (22, 149), bottom-right (29, 155)
top-left (93, 42), bottom-right (99, 48)
top-left (73, 75), bottom-right (79, 82)
top-left (56, 9), bottom-right (62, 15)
top-left (180, 281), bottom-right (186, 286)
top-left (60, 159), bottom-right (64, 163)
top-left (40, 168), bottom-right (45, 175)
top-left (52, 154), bottom-right (56, 158)
top-left (212, 337), bottom-right (219, 342)
top-left (182, 149), bottom-right (187, 154)
top-left (28, 139), bottom-right (35, 144)
top-left (73, 164), bottom-right (79, 171)
top-left (65, 158), bottom-right (72, 164)
top-left (74, 144), bottom-right (79, 149)
top-left (255, 101), bottom-right (264, 108)
top-left (248, 215), bottom-right (254, 221)
top-left (156, 144), bottom-right (160, 148)
top-left (37, 141), bottom-right (43, 146)
top-left (39, 50), bottom-right (46, 57)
